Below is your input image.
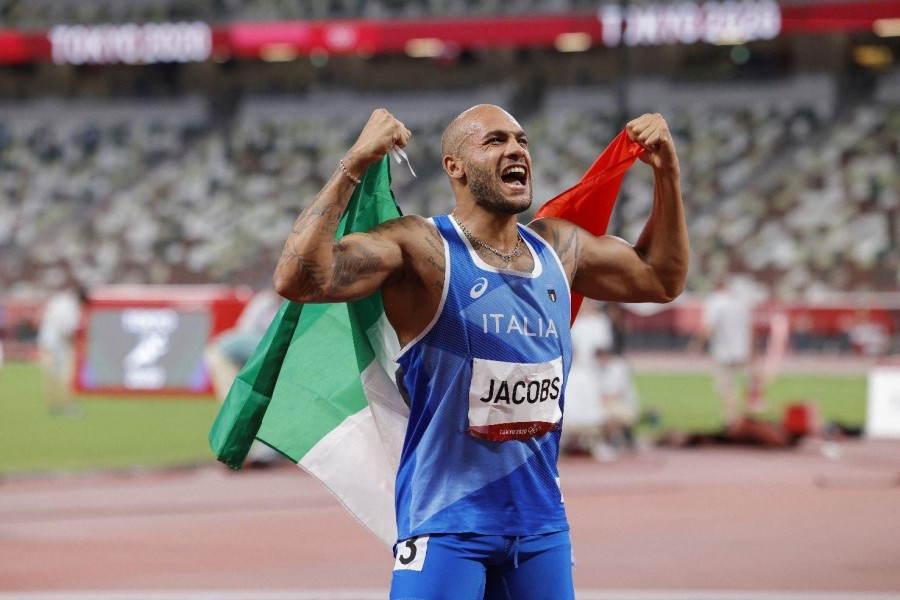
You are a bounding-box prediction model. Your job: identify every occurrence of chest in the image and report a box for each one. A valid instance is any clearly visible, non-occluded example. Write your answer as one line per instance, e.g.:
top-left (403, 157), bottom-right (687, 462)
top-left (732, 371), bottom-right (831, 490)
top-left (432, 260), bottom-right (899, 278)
top-left (444, 253), bottom-right (570, 360)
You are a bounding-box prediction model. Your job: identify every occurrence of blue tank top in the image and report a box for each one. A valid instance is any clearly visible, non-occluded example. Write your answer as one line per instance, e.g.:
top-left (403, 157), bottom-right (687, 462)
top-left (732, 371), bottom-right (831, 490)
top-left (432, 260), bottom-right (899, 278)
top-left (394, 214), bottom-right (572, 541)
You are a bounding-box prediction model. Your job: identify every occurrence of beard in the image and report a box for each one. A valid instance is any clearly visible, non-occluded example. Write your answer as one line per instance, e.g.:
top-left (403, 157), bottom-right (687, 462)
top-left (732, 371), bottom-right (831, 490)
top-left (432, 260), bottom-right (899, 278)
top-left (467, 162), bottom-right (532, 215)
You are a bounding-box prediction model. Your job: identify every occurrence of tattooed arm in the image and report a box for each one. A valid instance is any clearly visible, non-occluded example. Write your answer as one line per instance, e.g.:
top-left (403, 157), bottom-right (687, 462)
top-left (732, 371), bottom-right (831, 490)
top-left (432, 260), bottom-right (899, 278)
top-left (273, 109), bottom-right (412, 304)
top-left (529, 113), bottom-right (688, 304)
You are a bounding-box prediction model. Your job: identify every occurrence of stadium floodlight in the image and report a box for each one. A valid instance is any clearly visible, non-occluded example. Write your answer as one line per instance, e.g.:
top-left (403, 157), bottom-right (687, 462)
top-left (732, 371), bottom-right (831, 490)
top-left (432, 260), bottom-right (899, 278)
top-left (555, 32), bottom-right (593, 52)
top-left (873, 18), bottom-right (900, 37)
top-left (260, 43), bottom-right (299, 62)
top-left (405, 38), bottom-right (445, 58)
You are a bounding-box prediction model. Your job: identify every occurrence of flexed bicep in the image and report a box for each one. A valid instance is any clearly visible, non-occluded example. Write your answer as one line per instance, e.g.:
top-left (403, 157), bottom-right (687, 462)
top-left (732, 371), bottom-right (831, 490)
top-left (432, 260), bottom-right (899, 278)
top-left (328, 227), bottom-right (405, 300)
top-left (573, 232), bottom-right (674, 302)
top-left (530, 217), bottom-right (677, 303)
top-left (276, 220), bottom-right (405, 304)
top-left (273, 108), bottom-right (413, 304)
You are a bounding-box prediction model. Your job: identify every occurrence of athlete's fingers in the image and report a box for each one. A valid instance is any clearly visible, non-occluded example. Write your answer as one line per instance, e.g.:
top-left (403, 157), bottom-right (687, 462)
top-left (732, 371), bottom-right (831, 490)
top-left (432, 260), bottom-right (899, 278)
top-left (396, 126), bottom-right (412, 148)
top-left (638, 123), bottom-right (661, 146)
top-left (625, 113), bottom-right (657, 143)
top-left (629, 114), bottom-right (674, 151)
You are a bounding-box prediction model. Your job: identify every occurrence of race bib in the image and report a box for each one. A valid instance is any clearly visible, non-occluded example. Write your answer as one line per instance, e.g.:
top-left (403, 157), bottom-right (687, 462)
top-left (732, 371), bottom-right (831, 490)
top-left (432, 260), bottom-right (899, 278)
top-left (468, 356), bottom-right (563, 441)
top-left (393, 535), bottom-right (429, 571)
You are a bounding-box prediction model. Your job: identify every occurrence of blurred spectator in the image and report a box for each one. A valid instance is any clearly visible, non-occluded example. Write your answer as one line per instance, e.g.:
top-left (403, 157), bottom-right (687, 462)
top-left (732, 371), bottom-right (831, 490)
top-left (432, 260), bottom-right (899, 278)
top-left (560, 300), bottom-right (613, 459)
top-left (846, 309), bottom-right (890, 357)
top-left (204, 286), bottom-right (284, 467)
top-left (657, 404), bottom-right (862, 450)
top-left (593, 345), bottom-right (641, 459)
top-left (37, 285), bottom-right (88, 417)
top-left (205, 286), bottom-right (282, 400)
top-left (561, 300), bottom-right (642, 461)
top-left (692, 277), bottom-right (755, 426)
top-left (603, 302), bottom-right (628, 356)
top-left (657, 415), bottom-right (799, 449)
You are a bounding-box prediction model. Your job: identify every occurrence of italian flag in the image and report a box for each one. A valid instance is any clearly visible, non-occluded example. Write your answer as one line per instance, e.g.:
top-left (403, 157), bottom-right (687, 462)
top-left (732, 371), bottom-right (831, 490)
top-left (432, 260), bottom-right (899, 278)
top-left (209, 131), bottom-right (643, 547)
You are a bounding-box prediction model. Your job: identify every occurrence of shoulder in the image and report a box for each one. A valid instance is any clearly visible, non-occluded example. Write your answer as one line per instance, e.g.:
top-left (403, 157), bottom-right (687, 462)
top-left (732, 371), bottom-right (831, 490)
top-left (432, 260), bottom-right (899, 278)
top-left (372, 214), bottom-right (445, 289)
top-left (369, 214), bottom-right (437, 241)
top-left (526, 216), bottom-right (590, 257)
top-left (526, 216), bottom-right (572, 241)
top-left (379, 216), bottom-right (447, 333)
top-left (373, 215), bottom-right (442, 258)
top-left (526, 216), bottom-right (581, 280)
top-left (402, 214), bottom-right (439, 234)
top-left (353, 214), bottom-right (440, 256)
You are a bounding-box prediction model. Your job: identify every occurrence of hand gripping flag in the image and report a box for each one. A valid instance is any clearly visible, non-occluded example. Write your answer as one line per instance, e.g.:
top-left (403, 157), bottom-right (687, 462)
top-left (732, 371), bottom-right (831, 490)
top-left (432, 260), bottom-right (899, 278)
top-left (209, 130), bottom-right (643, 546)
top-left (534, 129), bottom-right (645, 323)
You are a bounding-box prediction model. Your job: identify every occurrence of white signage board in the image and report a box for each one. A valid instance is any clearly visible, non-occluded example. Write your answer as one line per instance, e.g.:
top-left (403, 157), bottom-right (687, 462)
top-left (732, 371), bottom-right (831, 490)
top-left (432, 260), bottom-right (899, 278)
top-left (866, 367), bottom-right (900, 439)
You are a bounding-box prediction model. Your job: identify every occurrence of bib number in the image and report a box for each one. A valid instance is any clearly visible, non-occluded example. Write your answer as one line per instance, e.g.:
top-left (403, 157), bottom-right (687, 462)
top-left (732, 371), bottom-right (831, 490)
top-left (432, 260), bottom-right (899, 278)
top-left (468, 356), bottom-right (563, 441)
top-left (393, 535), bottom-right (429, 572)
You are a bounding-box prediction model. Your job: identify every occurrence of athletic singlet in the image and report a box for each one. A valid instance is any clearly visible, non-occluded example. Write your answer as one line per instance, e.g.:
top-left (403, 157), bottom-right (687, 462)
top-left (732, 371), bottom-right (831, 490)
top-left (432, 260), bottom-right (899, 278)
top-left (393, 214), bottom-right (572, 541)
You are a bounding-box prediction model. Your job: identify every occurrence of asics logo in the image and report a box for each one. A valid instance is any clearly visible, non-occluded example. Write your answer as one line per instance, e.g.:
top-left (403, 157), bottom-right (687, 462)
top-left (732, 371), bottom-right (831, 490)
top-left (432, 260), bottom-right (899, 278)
top-left (470, 277), bottom-right (488, 299)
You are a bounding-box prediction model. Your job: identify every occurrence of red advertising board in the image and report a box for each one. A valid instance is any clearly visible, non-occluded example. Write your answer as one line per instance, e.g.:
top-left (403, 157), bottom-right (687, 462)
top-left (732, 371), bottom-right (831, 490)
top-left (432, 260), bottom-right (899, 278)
top-left (0, 1), bottom-right (897, 65)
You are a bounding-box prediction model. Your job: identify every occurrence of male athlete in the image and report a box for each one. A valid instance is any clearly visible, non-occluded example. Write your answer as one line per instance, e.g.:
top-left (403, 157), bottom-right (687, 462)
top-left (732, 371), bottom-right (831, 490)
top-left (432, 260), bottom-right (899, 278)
top-left (274, 105), bottom-right (688, 599)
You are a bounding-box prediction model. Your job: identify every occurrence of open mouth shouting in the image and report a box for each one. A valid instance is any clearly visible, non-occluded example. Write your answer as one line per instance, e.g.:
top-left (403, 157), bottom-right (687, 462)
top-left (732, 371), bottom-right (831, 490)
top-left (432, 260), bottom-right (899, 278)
top-left (500, 163), bottom-right (529, 193)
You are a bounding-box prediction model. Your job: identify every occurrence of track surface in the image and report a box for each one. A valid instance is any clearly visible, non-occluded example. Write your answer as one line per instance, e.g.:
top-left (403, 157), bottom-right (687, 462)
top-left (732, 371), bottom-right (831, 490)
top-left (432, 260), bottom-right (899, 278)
top-left (1, 439), bottom-right (899, 597)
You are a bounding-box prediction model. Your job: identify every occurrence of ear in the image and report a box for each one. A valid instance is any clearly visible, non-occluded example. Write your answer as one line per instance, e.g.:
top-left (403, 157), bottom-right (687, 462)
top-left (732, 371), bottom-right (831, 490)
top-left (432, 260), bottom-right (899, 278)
top-left (443, 154), bottom-right (465, 180)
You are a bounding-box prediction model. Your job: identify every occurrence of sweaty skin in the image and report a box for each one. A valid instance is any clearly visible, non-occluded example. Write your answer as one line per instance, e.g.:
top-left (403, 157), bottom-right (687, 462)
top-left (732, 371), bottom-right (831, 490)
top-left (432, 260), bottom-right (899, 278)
top-left (274, 105), bottom-right (689, 347)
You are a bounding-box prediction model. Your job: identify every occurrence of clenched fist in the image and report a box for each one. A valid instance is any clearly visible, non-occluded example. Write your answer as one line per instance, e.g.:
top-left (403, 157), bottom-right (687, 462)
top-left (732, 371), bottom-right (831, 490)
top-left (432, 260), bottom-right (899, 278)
top-left (626, 113), bottom-right (679, 175)
top-left (344, 109), bottom-right (412, 176)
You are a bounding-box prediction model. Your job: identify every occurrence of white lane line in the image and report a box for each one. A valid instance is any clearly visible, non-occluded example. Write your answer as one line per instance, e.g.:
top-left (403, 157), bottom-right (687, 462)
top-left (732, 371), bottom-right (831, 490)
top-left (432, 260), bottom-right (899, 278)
top-left (579, 593), bottom-right (900, 600)
top-left (2, 591), bottom-right (900, 600)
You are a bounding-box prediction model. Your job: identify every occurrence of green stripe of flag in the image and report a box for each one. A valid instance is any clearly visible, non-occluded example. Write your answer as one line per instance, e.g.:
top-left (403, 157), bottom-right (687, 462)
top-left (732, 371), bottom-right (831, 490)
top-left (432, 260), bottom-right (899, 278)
top-left (257, 302), bottom-right (370, 461)
top-left (209, 156), bottom-right (404, 544)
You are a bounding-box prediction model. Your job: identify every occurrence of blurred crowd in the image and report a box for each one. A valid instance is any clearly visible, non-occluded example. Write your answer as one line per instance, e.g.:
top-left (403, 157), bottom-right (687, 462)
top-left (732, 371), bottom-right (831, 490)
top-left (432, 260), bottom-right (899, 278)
top-left (1, 74), bottom-right (896, 302)
top-left (1, 0), bottom-right (602, 27)
top-left (624, 101), bottom-right (898, 300)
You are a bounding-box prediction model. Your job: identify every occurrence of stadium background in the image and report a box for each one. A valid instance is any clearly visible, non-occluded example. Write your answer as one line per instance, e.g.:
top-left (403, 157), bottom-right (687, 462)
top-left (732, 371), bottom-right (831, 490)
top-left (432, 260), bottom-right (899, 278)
top-left (1, 0), bottom-right (899, 597)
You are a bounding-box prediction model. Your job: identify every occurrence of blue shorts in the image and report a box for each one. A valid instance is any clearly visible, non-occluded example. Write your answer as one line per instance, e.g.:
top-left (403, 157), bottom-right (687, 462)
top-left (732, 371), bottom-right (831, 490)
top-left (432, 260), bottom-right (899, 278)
top-left (390, 530), bottom-right (574, 600)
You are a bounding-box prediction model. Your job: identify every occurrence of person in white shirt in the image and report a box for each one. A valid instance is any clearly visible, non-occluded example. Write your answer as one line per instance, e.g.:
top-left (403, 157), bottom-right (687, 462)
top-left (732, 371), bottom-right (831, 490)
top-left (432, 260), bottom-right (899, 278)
top-left (38, 286), bottom-right (89, 416)
top-left (594, 345), bottom-right (641, 455)
top-left (695, 278), bottom-right (754, 426)
top-left (561, 301), bottom-right (641, 460)
top-left (561, 300), bottom-right (614, 457)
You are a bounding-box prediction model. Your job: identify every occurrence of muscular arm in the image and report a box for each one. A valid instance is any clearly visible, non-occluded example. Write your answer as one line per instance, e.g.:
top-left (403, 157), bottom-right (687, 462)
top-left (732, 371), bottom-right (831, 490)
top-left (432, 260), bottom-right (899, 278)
top-left (530, 113), bottom-right (689, 304)
top-left (273, 109), bottom-right (412, 304)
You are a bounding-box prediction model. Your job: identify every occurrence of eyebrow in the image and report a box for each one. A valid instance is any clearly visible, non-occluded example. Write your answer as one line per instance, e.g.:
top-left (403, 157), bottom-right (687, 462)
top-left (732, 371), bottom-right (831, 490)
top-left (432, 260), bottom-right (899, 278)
top-left (481, 129), bottom-right (527, 140)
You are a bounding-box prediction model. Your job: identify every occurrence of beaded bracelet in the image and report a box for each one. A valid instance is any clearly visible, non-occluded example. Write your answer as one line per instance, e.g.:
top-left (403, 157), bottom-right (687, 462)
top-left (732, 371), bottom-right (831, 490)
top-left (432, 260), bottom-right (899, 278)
top-left (339, 159), bottom-right (361, 185)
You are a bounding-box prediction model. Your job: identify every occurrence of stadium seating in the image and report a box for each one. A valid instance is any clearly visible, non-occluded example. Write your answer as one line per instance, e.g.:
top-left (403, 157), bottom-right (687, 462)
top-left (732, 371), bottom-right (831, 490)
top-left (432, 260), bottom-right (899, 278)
top-left (1, 76), bottom-right (897, 302)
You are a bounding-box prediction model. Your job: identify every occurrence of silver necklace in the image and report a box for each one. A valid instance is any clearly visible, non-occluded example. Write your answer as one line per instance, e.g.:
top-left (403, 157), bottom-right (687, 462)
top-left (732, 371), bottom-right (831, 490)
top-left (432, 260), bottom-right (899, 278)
top-left (451, 212), bottom-right (523, 266)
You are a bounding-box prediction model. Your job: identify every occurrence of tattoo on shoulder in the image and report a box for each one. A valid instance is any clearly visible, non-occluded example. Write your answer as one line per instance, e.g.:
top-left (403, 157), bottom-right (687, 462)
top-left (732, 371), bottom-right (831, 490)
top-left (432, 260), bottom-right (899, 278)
top-left (330, 238), bottom-right (386, 291)
top-left (277, 246), bottom-right (328, 302)
top-left (329, 216), bottom-right (427, 294)
top-left (392, 217), bottom-right (445, 291)
top-left (531, 219), bottom-right (579, 277)
top-left (423, 234), bottom-right (445, 273)
top-left (423, 222), bottom-right (446, 290)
